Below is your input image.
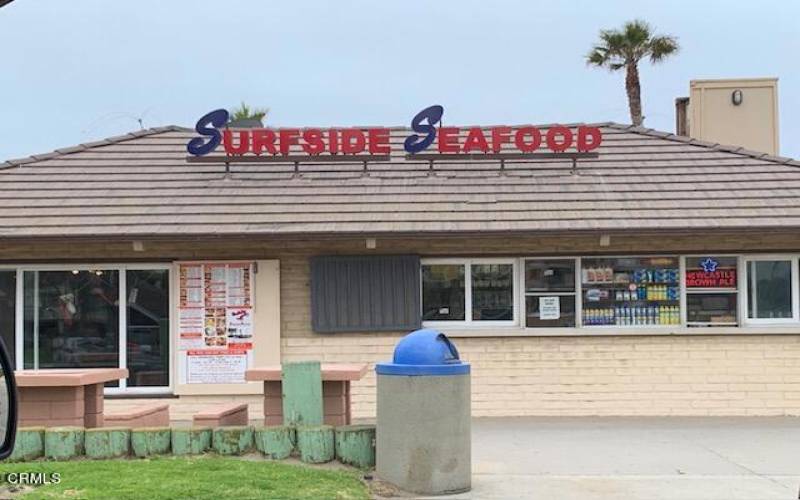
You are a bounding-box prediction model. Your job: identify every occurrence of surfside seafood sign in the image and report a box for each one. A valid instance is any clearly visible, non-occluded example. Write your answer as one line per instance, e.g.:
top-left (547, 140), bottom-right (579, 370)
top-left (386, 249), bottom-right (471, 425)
top-left (186, 105), bottom-right (602, 157)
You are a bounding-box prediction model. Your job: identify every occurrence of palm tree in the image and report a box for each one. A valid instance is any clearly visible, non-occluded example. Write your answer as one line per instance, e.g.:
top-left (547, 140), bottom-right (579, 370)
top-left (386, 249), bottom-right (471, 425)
top-left (586, 20), bottom-right (679, 126)
top-left (229, 102), bottom-right (269, 126)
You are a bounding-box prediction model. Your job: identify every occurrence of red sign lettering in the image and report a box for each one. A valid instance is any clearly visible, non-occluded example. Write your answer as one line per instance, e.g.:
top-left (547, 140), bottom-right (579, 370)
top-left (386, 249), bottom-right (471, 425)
top-left (685, 269), bottom-right (737, 288)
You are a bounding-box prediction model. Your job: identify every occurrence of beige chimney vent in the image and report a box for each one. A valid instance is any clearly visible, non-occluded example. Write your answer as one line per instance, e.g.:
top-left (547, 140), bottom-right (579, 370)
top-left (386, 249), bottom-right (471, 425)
top-left (675, 77), bottom-right (779, 155)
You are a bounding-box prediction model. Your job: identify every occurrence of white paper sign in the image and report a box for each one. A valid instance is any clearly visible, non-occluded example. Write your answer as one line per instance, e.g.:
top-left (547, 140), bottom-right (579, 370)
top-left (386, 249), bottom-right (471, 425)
top-left (539, 296), bottom-right (561, 320)
top-left (186, 352), bottom-right (248, 384)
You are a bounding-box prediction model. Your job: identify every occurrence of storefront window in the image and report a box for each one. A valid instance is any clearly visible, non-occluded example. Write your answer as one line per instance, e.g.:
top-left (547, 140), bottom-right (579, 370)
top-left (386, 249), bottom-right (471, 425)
top-left (746, 260), bottom-right (793, 320)
top-left (685, 257), bottom-right (738, 326)
top-left (422, 264), bottom-right (465, 321)
top-left (524, 259), bottom-right (576, 327)
top-left (422, 260), bottom-right (515, 324)
top-left (18, 266), bottom-right (171, 391)
top-left (127, 269), bottom-right (170, 387)
top-left (23, 270), bottom-right (120, 375)
top-left (0, 271), bottom-right (15, 367)
top-left (471, 264), bottom-right (513, 321)
top-left (581, 256), bottom-right (680, 326)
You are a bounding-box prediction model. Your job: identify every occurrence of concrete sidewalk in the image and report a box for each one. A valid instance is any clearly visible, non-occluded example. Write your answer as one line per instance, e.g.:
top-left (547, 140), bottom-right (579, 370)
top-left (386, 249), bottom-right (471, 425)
top-left (455, 417), bottom-right (800, 500)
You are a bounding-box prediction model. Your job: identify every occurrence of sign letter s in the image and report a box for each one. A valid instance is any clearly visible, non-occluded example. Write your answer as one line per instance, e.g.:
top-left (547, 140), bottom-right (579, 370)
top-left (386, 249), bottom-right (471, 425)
top-left (187, 108), bottom-right (230, 156)
top-left (404, 105), bottom-right (444, 154)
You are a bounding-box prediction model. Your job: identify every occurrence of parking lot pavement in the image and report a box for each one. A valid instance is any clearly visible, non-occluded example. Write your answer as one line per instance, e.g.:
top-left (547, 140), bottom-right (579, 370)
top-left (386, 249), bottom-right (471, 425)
top-left (451, 417), bottom-right (800, 500)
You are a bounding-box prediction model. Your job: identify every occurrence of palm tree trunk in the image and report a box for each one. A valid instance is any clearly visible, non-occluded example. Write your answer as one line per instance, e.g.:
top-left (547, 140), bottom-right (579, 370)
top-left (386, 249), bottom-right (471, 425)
top-left (625, 63), bottom-right (643, 126)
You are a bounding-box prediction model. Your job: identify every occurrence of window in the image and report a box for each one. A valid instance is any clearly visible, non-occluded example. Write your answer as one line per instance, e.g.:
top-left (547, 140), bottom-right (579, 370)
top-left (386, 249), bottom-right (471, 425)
top-left (19, 265), bottom-right (171, 391)
top-left (685, 256), bottom-right (738, 326)
top-left (23, 270), bottom-right (120, 374)
top-left (581, 256), bottom-right (680, 326)
top-left (744, 258), bottom-right (798, 322)
top-left (524, 259), bottom-right (576, 327)
top-left (0, 271), bottom-right (16, 367)
top-left (421, 264), bottom-right (465, 321)
top-left (471, 263), bottom-right (513, 321)
top-left (126, 269), bottom-right (170, 387)
top-left (422, 259), bottom-right (516, 325)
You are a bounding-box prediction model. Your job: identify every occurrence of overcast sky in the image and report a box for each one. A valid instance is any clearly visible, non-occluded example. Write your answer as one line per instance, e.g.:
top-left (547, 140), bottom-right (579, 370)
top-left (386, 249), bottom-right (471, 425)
top-left (2, 0), bottom-right (798, 159)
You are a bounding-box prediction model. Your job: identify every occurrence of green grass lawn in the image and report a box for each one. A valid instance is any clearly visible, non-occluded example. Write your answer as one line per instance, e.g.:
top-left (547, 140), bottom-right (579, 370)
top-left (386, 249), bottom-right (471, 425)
top-left (0, 457), bottom-right (370, 500)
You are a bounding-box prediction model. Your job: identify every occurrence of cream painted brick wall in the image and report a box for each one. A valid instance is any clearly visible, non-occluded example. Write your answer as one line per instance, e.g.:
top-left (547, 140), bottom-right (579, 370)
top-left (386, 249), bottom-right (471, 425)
top-left (282, 333), bottom-right (800, 418)
top-left (279, 253), bottom-right (800, 418)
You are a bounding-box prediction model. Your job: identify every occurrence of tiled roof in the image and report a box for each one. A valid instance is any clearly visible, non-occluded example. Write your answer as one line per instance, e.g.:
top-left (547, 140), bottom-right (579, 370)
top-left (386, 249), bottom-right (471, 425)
top-left (1, 123), bottom-right (799, 238)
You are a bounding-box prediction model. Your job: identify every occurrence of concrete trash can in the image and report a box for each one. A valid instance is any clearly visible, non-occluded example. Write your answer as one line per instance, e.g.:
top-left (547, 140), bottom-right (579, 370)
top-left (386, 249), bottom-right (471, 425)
top-left (375, 329), bottom-right (471, 495)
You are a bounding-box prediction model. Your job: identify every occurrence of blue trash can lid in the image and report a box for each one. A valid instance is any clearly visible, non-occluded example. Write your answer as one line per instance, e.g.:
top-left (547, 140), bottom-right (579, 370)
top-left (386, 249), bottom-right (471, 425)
top-left (375, 329), bottom-right (470, 376)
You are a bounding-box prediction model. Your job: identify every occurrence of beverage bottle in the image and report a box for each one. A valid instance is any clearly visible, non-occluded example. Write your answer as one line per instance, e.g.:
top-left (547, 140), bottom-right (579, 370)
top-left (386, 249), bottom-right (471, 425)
top-left (655, 305), bottom-right (661, 325)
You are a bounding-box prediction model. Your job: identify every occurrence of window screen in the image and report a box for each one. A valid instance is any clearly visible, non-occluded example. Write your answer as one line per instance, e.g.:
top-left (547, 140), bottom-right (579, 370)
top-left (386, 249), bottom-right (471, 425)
top-left (310, 255), bottom-right (421, 333)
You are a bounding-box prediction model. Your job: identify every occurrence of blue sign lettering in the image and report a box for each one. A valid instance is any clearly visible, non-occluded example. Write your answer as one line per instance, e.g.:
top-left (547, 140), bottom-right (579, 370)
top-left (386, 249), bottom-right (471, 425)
top-left (186, 108), bottom-right (230, 156)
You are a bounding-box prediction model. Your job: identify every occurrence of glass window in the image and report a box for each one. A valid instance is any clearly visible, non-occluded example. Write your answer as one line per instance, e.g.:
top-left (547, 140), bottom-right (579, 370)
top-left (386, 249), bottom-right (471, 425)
top-left (581, 256), bottom-right (680, 326)
top-left (0, 271), bottom-right (15, 367)
top-left (525, 259), bottom-right (576, 327)
top-left (422, 260), bottom-right (516, 324)
top-left (19, 266), bottom-right (171, 390)
top-left (127, 269), bottom-right (170, 387)
top-left (687, 294), bottom-right (737, 325)
top-left (526, 295), bottom-right (576, 328)
top-left (23, 270), bottom-right (120, 375)
top-left (747, 260), bottom-right (793, 320)
top-left (422, 264), bottom-right (465, 321)
top-left (685, 257), bottom-right (738, 326)
top-left (471, 264), bottom-right (513, 321)
top-left (525, 259), bottom-right (575, 293)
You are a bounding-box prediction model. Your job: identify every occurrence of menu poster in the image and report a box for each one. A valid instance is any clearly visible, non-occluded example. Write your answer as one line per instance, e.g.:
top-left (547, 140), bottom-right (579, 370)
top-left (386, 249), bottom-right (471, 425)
top-left (186, 349), bottom-right (248, 384)
top-left (177, 262), bottom-right (254, 384)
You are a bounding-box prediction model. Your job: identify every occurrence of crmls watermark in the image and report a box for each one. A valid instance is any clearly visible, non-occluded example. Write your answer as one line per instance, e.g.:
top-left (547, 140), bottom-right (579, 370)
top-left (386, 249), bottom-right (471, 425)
top-left (2, 472), bottom-right (61, 485)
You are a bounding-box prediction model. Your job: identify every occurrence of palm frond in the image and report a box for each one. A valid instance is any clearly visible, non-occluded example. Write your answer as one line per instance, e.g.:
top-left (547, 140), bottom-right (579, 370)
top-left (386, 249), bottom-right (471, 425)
top-left (231, 102), bottom-right (269, 122)
top-left (649, 35), bottom-right (680, 63)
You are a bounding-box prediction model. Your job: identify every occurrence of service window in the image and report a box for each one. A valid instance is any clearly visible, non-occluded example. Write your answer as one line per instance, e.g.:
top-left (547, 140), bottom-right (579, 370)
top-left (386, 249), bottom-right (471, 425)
top-left (422, 259), bottom-right (516, 325)
top-left (745, 258), bottom-right (797, 322)
top-left (524, 259), bottom-right (576, 327)
top-left (421, 264), bottom-right (466, 321)
top-left (581, 256), bottom-right (680, 326)
top-left (684, 256), bottom-right (738, 326)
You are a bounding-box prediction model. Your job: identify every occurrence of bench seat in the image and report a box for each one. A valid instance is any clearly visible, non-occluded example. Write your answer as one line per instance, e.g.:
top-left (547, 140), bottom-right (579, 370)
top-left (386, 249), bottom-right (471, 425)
top-left (104, 403), bottom-right (170, 428)
top-left (193, 403), bottom-right (249, 427)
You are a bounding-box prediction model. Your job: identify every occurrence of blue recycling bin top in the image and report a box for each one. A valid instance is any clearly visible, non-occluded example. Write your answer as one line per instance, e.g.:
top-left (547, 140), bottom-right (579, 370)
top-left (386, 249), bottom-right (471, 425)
top-left (375, 329), bottom-right (471, 376)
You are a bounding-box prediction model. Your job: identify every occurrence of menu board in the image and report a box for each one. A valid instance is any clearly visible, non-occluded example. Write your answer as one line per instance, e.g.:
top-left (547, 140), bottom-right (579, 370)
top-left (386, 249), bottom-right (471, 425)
top-left (178, 262), bottom-right (254, 384)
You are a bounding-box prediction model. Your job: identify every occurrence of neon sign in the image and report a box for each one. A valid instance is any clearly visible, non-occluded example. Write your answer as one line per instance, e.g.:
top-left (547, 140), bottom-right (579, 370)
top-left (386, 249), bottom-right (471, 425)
top-left (186, 105), bottom-right (603, 157)
top-left (686, 258), bottom-right (737, 288)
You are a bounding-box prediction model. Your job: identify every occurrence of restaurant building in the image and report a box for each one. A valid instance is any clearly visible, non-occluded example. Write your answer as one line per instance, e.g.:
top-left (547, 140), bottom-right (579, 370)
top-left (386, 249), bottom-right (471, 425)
top-left (2, 79), bottom-right (799, 421)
